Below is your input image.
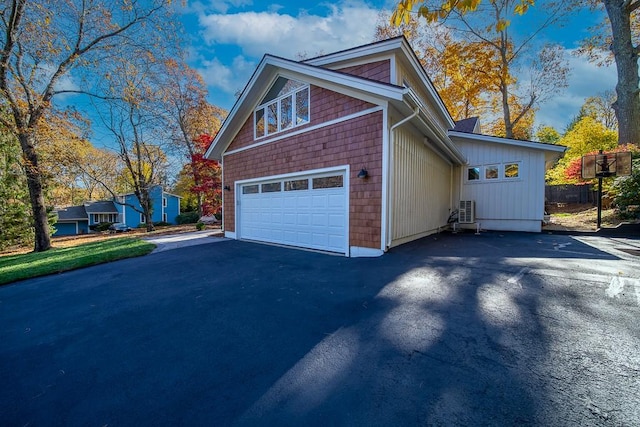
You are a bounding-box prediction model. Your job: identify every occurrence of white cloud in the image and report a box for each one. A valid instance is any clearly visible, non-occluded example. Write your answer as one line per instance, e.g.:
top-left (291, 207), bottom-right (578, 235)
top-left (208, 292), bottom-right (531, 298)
top-left (198, 2), bottom-right (380, 59)
top-left (198, 55), bottom-right (257, 96)
top-left (535, 50), bottom-right (617, 131)
top-left (196, 1), bottom-right (382, 109)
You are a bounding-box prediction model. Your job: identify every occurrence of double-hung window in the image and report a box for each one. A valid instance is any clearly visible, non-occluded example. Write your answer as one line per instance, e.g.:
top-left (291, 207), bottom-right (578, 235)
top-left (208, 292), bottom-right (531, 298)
top-left (255, 77), bottom-right (309, 139)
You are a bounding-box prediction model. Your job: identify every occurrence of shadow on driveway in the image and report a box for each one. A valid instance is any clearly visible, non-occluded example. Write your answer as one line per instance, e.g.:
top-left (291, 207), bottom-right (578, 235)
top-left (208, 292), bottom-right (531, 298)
top-left (1, 232), bottom-right (637, 426)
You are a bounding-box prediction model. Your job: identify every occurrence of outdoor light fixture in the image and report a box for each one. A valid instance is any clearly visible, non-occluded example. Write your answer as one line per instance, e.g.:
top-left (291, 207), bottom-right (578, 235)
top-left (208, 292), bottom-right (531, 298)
top-left (223, 185), bottom-right (231, 191)
top-left (357, 168), bottom-right (369, 179)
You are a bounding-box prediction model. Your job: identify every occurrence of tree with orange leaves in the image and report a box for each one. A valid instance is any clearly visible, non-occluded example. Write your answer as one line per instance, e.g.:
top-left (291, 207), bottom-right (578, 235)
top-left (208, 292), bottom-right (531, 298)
top-left (0, 0), bottom-right (178, 251)
top-left (390, 0), bottom-right (569, 139)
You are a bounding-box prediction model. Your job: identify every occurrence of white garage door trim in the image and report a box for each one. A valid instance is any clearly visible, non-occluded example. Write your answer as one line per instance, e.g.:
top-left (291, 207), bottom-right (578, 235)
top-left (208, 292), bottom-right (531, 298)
top-left (236, 166), bottom-right (350, 256)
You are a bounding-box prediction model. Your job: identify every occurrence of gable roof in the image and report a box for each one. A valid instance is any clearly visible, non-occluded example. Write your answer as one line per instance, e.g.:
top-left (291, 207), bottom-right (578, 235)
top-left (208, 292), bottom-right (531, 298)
top-left (205, 53), bottom-right (408, 160)
top-left (453, 117), bottom-right (480, 133)
top-left (55, 205), bottom-right (88, 221)
top-left (304, 36), bottom-right (456, 130)
top-left (84, 200), bottom-right (118, 214)
top-left (117, 185), bottom-right (181, 199)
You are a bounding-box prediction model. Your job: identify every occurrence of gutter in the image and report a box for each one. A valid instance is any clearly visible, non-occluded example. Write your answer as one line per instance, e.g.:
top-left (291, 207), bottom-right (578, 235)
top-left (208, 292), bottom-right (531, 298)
top-left (386, 106), bottom-right (420, 250)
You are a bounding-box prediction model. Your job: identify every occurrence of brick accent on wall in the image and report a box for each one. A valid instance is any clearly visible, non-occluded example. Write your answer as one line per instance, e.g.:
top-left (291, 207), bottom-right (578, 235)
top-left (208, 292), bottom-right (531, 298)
top-left (336, 60), bottom-right (391, 84)
top-left (223, 111), bottom-right (383, 250)
top-left (227, 85), bottom-right (376, 152)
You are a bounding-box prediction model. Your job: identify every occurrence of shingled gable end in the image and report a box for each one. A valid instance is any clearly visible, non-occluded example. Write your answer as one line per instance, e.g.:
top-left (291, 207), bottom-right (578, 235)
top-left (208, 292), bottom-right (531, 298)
top-left (205, 36), bottom-right (565, 257)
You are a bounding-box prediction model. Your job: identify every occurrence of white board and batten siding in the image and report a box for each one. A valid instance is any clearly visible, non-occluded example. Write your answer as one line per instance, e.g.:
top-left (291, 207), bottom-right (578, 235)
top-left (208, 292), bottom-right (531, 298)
top-left (454, 139), bottom-right (546, 232)
top-left (391, 126), bottom-right (452, 247)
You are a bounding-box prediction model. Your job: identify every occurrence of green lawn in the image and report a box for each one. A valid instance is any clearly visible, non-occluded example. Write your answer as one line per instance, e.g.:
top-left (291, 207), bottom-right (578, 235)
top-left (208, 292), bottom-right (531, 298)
top-left (0, 238), bottom-right (156, 286)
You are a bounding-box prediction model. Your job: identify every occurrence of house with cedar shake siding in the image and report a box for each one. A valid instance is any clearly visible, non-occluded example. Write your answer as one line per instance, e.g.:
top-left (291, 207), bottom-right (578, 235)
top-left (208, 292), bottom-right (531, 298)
top-left (205, 37), bottom-right (565, 257)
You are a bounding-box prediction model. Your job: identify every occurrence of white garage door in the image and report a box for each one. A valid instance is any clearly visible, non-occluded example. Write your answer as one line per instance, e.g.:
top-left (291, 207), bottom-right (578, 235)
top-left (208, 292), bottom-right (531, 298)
top-left (238, 172), bottom-right (347, 253)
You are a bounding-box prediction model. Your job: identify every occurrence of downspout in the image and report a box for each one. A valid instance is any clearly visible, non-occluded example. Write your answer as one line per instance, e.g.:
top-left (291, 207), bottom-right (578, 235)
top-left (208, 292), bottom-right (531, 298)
top-left (386, 106), bottom-right (420, 249)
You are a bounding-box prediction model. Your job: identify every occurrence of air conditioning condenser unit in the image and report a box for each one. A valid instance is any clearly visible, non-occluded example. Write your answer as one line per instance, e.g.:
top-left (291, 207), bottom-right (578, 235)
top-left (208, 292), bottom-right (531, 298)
top-left (459, 200), bottom-right (475, 223)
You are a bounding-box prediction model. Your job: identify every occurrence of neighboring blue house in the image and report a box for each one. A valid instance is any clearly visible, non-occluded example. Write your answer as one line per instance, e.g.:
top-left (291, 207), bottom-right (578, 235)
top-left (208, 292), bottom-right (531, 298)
top-left (53, 186), bottom-right (180, 236)
top-left (115, 186), bottom-right (181, 226)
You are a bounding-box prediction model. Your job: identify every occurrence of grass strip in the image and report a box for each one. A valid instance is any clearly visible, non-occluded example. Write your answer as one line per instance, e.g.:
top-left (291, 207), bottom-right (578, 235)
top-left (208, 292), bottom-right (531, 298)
top-left (0, 238), bottom-right (156, 286)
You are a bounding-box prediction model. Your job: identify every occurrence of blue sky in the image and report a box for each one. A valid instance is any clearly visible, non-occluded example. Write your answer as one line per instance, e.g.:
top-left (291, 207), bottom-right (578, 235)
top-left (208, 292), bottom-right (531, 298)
top-left (175, 0), bottom-right (618, 134)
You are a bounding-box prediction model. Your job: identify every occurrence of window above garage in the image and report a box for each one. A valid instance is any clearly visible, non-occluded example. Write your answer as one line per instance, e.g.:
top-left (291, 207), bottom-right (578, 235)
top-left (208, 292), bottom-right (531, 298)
top-left (254, 77), bottom-right (310, 139)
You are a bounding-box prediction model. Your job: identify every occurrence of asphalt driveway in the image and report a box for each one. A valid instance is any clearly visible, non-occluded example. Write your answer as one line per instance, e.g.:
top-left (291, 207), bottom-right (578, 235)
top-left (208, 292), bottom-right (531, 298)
top-left (1, 232), bottom-right (639, 426)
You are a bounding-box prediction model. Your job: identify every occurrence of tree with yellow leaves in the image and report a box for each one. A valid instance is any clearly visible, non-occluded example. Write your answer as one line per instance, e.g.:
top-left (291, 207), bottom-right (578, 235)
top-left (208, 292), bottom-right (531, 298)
top-left (0, 0), bottom-right (178, 251)
top-left (546, 116), bottom-right (618, 185)
top-left (391, 0), bottom-right (569, 140)
top-left (375, 13), bottom-right (494, 121)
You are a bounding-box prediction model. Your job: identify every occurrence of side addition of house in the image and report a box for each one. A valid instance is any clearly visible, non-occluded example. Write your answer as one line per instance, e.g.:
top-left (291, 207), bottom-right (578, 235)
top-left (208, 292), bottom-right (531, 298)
top-left (205, 36), bottom-right (565, 257)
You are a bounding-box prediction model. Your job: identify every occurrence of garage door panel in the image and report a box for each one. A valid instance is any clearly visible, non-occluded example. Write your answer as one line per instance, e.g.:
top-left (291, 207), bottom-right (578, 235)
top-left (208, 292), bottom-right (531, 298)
top-left (328, 213), bottom-right (345, 227)
top-left (328, 234), bottom-right (344, 249)
top-left (282, 213), bottom-right (296, 225)
top-left (297, 213), bottom-right (310, 226)
top-left (328, 193), bottom-right (344, 207)
top-left (270, 196), bottom-right (283, 208)
top-left (296, 196), bottom-right (311, 209)
top-left (239, 171), bottom-right (347, 253)
top-left (270, 213), bottom-right (282, 224)
top-left (312, 233), bottom-right (328, 246)
top-left (312, 195), bottom-right (327, 208)
top-left (312, 213), bottom-right (328, 226)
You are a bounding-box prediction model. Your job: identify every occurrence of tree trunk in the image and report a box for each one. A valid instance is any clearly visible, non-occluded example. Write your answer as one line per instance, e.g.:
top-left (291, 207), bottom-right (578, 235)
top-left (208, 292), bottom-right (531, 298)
top-left (498, 30), bottom-right (514, 139)
top-left (603, 0), bottom-right (640, 145)
top-left (189, 159), bottom-right (203, 217)
top-left (18, 132), bottom-right (51, 252)
top-left (139, 188), bottom-right (155, 232)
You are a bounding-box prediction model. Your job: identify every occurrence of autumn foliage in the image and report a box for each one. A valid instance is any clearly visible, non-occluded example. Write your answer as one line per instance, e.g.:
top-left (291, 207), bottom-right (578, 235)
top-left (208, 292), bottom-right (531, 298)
top-left (563, 144), bottom-right (640, 184)
top-left (190, 134), bottom-right (222, 216)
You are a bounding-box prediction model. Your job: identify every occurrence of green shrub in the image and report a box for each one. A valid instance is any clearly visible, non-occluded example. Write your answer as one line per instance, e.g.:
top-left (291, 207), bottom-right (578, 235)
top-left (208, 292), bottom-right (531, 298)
top-left (176, 211), bottom-right (199, 224)
top-left (153, 221), bottom-right (171, 227)
top-left (613, 159), bottom-right (640, 219)
top-left (196, 221), bottom-right (205, 231)
top-left (94, 222), bottom-right (113, 232)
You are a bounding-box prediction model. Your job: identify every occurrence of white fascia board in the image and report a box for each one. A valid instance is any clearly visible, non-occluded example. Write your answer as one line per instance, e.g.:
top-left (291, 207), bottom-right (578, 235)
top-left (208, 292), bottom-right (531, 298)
top-left (398, 43), bottom-right (456, 130)
top-left (205, 57), bottom-right (270, 160)
top-left (162, 191), bottom-right (181, 199)
top-left (304, 38), bottom-right (405, 67)
top-left (306, 37), bottom-right (456, 130)
top-left (269, 57), bottom-right (405, 101)
top-left (448, 131), bottom-right (567, 153)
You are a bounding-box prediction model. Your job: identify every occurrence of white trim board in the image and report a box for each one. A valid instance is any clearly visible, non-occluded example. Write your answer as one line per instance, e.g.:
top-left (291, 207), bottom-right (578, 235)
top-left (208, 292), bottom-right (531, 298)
top-left (224, 107), bottom-right (383, 157)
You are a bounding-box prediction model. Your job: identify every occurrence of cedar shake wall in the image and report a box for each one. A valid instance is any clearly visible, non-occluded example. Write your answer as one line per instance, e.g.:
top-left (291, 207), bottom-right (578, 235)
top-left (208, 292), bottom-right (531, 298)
top-left (227, 86), bottom-right (376, 152)
top-left (224, 111), bottom-right (383, 249)
top-left (337, 60), bottom-right (391, 84)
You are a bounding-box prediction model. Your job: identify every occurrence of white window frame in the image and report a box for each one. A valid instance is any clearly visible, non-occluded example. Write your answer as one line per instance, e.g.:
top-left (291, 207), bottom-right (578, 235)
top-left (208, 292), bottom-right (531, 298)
top-left (503, 162), bottom-right (521, 179)
top-left (163, 213), bottom-right (167, 222)
top-left (466, 166), bottom-right (481, 182)
top-left (484, 164), bottom-right (500, 180)
top-left (465, 162), bottom-right (522, 184)
top-left (140, 213), bottom-right (146, 224)
top-left (162, 197), bottom-right (167, 207)
top-left (254, 85), bottom-right (310, 140)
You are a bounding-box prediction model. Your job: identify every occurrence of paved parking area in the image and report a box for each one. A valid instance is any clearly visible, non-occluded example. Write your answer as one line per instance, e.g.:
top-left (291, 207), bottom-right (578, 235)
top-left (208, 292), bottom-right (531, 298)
top-left (1, 231), bottom-right (639, 426)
